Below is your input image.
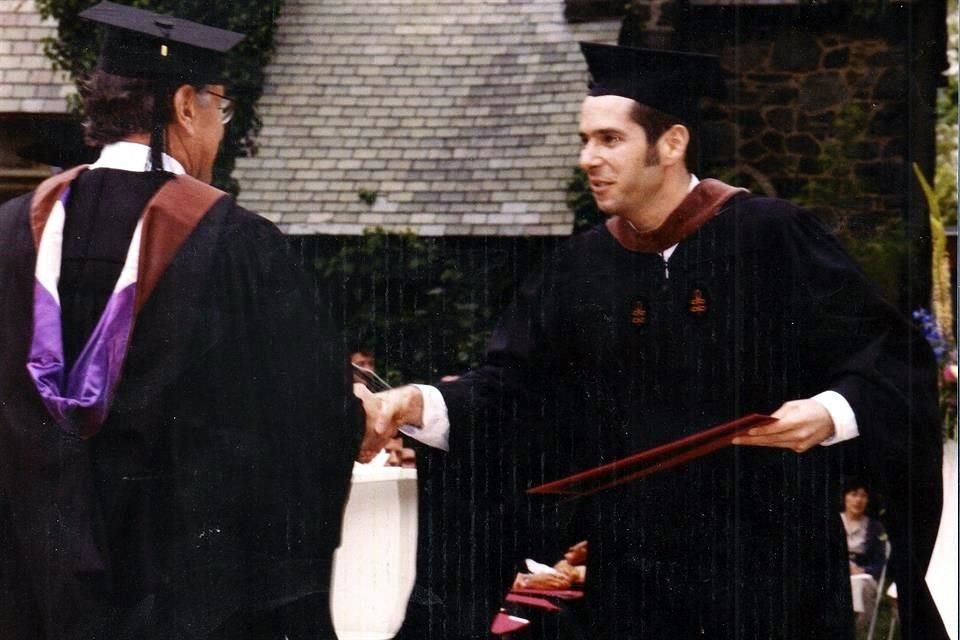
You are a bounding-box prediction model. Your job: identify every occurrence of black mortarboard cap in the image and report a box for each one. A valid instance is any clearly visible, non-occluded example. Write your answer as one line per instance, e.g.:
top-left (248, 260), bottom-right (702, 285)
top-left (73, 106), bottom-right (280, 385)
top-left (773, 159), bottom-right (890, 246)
top-left (79, 1), bottom-right (244, 84)
top-left (579, 42), bottom-right (724, 125)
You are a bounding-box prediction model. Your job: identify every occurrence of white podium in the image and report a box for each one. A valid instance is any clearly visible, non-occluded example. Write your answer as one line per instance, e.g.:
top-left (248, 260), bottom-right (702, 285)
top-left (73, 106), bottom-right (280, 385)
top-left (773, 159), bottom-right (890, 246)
top-left (331, 465), bottom-right (418, 640)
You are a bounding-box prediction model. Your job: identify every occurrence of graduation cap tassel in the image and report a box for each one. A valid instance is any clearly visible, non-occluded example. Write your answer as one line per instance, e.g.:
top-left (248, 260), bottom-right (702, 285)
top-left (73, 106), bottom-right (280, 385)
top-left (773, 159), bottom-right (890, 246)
top-left (150, 84), bottom-right (169, 175)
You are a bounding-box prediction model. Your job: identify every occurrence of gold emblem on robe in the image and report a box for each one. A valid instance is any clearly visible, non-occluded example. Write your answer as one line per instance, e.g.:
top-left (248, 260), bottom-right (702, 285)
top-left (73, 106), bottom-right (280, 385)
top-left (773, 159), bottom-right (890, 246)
top-left (689, 288), bottom-right (708, 315)
top-left (631, 300), bottom-right (648, 325)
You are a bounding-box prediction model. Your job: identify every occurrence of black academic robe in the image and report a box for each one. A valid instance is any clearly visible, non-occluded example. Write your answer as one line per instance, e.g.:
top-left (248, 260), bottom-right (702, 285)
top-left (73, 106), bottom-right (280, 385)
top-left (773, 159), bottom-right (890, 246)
top-left (0, 169), bottom-right (360, 640)
top-left (437, 189), bottom-right (943, 639)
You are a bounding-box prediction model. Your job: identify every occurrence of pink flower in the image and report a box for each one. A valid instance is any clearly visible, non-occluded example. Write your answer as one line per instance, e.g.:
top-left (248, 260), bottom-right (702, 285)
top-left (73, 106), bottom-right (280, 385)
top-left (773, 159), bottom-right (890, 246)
top-left (944, 363), bottom-right (958, 384)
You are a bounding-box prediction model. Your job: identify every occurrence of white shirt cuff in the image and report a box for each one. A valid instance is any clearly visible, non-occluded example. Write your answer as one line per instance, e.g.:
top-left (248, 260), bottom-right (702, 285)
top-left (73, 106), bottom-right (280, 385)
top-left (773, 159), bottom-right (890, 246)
top-left (813, 390), bottom-right (859, 446)
top-left (398, 384), bottom-right (450, 451)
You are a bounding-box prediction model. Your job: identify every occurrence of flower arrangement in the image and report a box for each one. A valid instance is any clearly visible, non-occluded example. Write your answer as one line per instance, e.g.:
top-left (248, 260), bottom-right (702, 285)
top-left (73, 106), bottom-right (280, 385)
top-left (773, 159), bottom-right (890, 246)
top-left (913, 164), bottom-right (957, 440)
top-left (913, 308), bottom-right (958, 440)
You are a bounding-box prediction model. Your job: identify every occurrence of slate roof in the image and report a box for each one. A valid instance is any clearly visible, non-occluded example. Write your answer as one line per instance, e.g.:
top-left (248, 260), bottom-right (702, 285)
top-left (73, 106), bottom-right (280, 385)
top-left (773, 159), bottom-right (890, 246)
top-left (0, 0), bottom-right (72, 113)
top-left (233, 0), bottom-right (619, 235)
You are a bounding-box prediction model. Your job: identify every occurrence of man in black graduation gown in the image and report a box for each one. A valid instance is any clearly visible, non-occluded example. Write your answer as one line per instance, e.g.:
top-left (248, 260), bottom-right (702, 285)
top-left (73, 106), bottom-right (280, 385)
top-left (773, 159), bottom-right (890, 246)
top-left (0, 3), bottom-right (359, 639)
top-left (363, 43), bottom-right (945, 639)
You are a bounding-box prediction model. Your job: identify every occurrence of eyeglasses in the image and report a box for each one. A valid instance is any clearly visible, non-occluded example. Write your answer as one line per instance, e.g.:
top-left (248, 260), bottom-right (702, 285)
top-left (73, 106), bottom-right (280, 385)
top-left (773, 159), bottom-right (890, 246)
top-left (204, 88), bottom-right (235, 125)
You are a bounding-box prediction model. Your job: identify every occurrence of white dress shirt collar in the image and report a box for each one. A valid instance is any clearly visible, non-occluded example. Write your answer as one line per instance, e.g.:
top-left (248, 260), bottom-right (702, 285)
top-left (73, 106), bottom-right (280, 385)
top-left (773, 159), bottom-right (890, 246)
top-left (89, 141), bottom-right (186, 175)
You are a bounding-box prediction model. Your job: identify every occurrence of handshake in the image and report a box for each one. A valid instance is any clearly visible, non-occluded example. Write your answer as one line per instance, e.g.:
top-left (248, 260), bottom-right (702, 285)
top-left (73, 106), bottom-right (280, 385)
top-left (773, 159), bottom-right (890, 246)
top-left (354, 384), bottom-right (424, 463)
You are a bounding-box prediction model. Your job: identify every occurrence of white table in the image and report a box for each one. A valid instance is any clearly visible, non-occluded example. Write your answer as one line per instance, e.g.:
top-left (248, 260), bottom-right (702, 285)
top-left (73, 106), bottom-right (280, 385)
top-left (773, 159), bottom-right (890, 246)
top-left (331, 465), bottom-right (418, 640)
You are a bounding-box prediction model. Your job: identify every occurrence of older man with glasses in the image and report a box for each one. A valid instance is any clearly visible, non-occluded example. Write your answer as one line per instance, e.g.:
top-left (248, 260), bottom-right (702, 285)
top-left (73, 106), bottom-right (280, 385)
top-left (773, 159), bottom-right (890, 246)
top-left (0, 2), bottom-right (360, 639)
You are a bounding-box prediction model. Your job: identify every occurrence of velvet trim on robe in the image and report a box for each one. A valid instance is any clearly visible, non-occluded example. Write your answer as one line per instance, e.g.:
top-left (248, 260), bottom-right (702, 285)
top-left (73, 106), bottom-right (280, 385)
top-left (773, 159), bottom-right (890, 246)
top-left (27, 169), bottom-right (226, 437)
top-left (605, 178), bottom-right (748, 253)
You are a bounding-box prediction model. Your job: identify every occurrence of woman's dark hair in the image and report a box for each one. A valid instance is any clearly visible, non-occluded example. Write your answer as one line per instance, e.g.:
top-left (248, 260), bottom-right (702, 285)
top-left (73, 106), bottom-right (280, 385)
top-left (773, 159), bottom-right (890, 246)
top-left (840, 476), bottom-right (886, 518)
top-left (80, 70), bottom-right (187, 146)
top-left (628, 101), bottom-right (700, 169)
top-left (843, 476), bottom-right (870, 496)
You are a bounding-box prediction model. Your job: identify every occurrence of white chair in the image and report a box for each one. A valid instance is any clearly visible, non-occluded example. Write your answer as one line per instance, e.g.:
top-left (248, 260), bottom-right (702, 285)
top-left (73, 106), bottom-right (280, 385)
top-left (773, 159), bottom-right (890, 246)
top-left (866, 540), bottom-right (896, 640)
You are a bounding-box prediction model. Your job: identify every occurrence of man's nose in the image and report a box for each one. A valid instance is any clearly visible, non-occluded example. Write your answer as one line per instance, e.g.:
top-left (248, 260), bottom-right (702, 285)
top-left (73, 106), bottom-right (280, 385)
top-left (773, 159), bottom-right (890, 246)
top-left (579, 142), bottom-right (599, 171)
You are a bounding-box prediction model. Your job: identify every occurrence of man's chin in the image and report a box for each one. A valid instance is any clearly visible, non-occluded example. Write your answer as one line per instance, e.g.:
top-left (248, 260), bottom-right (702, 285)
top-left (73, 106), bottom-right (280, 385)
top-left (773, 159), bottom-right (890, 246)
top-left (593, 200), bottom-right (615, 217)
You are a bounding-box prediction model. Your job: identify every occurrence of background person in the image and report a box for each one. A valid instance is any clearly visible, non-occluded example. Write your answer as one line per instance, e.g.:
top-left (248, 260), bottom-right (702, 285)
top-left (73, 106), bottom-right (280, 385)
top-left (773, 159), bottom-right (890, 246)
top-left (350, 348), bottom-right (377, 384)
top-left (841, 478), bottom-right (888, 631)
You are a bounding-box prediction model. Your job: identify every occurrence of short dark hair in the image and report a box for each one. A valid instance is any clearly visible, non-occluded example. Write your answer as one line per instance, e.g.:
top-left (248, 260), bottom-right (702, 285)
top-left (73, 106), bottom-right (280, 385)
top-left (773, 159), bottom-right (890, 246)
top-left (843, 476), bottom-right (870, 496)
top-left (628, 101), bottom-right (699, 169)
top-left (80, 70), bottom-right (191, 146)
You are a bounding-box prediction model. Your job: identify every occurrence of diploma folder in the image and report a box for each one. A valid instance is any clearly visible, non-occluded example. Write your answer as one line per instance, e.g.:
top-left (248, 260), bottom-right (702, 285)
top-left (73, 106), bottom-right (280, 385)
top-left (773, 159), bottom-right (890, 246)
top-left (526, 413), bottom-right (777, 497)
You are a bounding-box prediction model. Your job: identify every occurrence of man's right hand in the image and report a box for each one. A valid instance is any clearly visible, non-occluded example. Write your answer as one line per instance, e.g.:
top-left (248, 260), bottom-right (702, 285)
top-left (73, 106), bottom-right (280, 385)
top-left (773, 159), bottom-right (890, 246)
top-left (355, 385), bottom-right (424, 463)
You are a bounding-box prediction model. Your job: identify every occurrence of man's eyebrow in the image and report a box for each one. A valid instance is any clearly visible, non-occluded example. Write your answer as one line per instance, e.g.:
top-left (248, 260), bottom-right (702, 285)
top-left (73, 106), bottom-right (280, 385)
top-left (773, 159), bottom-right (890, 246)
top-left (581, 127), bottom-right (625, 138)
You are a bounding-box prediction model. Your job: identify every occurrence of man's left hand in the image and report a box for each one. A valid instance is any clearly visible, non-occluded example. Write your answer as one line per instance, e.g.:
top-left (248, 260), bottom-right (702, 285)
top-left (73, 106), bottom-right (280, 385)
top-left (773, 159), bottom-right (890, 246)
top-left (731, 399), bottom-right (835, 453)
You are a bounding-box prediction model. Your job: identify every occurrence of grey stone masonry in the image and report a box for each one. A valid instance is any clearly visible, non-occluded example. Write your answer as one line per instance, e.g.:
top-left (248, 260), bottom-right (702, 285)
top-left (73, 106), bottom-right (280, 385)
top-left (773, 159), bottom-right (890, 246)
top-left (699, 28), bottom-right (918, 222)
top-left (233, 0), bottom-right (619, 235)
top-left (0, 0), bottom-right (72, 113)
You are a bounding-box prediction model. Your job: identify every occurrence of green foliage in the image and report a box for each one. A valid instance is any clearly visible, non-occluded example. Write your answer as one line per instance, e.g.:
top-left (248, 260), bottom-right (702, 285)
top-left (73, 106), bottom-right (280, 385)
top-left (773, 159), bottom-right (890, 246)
top-left (310, 229), bottom-right (515, 385)
top-left (795, 103), bottom-right (871, 220)
top-left (35, 0), bottom-right (284, 195)
top-left (914, 164), bottom-right (956, 439)
top-left (839, 215), bottom-right (910, 306)
top-left (794, 0), bottom-right (895, 23)
top-left (566, 167), bottom-right (604, 231)
top-left (831, 0), bottom-right (892, 21)
top-left (856, 596), bottom-right (898, 640)
top-left (935, 0), bottom-right (958, 226)
top-left (934, 120), bottom-right (958, 227)
top-left (357, 188), bottom-right (378, 206)
top-left (795, 103), bottom-right (909, 303)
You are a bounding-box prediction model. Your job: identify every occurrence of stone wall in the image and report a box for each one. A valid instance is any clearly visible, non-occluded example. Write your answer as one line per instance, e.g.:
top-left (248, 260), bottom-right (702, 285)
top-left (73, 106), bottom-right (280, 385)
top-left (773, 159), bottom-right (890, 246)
top-left (703, 29), bottom-right (909, 224)
top-left (619, 2), bottom-right (938, 235)
top-left (612, 1), bottom-right (945, 308)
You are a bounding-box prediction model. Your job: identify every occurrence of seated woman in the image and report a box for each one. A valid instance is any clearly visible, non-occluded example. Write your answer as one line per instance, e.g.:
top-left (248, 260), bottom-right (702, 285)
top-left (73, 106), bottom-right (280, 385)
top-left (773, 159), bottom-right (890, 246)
top-left (840, 478), bottom-right (887, 630)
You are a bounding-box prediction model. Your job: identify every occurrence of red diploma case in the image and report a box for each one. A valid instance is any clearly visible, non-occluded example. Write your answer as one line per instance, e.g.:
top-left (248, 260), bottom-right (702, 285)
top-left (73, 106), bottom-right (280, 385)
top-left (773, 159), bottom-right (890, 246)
top-left (526, 413), bottom-right (777, 497)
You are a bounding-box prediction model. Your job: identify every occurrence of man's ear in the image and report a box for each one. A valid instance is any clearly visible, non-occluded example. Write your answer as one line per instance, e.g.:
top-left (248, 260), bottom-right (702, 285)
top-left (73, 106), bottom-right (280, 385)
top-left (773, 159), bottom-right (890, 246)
top-left (169, 84), bottom-right (198, 134)
top-left (658, 124), bottom-right (689, 166)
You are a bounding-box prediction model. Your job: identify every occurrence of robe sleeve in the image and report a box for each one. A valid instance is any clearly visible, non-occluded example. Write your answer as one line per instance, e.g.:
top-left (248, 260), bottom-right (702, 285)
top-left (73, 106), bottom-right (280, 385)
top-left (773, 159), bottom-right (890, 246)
top-left (436, 266), bottom-right (556, 445)
top-left (227, 210), bottom-right (360, 552)
top-left (208, 208), bottom-right (361, 630)
top-left (424, 255), bottom-right (579, 626)
top-left (780, 207), bottom-right (943, 633)
top-left (780, 210), bottom-right (940, 491)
